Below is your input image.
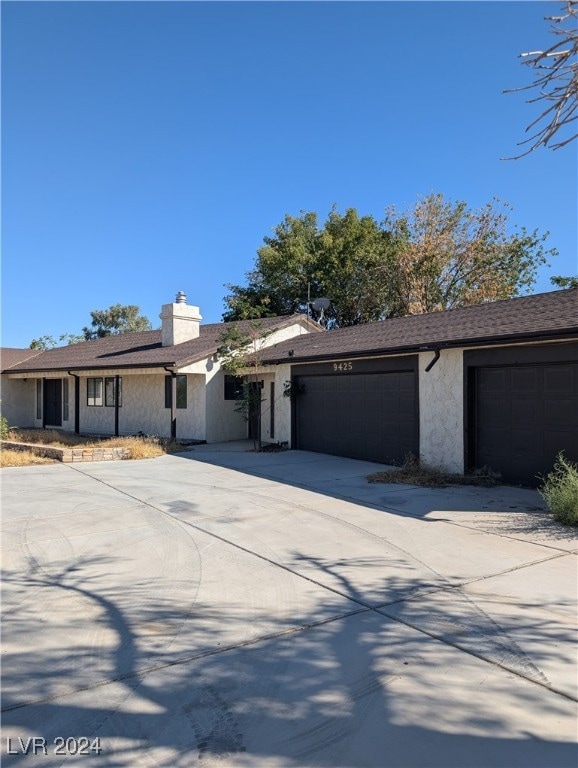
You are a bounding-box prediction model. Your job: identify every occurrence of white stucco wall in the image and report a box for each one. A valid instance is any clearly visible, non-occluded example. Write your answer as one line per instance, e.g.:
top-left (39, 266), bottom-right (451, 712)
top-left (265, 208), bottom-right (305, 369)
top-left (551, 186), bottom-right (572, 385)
top-left (418, 348), bottom-right (464, 473)
top-left (10, 373), bottom-right (74, 432)
top-left (274, 364), bottom-right (293, 445)
top-left (201, 320), bottom-right (317, 444)
top-left (204, 365), bottom-right (247, 443)
top-left (1, 376), bottom-right (36, 427)
top-left (259, 322), bottom-right (316, 349)
top-left (76, 373), bottom-right (205, 439)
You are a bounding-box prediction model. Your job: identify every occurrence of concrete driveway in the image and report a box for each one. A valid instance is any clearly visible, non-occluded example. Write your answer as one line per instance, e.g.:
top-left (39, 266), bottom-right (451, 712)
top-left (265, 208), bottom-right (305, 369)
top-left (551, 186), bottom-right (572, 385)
top-left (1, 445), bottom-right (577, 767)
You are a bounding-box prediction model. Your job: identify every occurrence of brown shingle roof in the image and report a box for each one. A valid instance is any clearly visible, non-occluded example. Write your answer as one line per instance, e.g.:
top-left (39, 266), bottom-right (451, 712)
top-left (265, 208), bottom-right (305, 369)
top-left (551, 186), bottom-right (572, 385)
top-left (261, 289), bottom-right (578, 364)
top-left (2, 316), bottom-right (319, 373)
top-left (0, 348), bottom-right (44, 370)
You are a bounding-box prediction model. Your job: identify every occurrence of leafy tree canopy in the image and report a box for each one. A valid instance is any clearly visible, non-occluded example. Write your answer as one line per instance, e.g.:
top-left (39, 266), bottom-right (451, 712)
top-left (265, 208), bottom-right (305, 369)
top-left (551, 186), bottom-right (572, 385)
top-left (29, 304), bottom-right (152, 348)
top-left (550, 275), bottom-right (578, 289)
top-left (223, 195), bottom-right (556, 326)
top-left (82, 304), bottom-right (152, 340)
top-left (29, 333), bottom-right (84, 350)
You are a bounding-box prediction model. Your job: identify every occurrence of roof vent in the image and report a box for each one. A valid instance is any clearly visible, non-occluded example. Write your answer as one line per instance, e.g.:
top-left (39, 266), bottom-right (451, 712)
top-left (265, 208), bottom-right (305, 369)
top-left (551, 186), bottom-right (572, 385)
top-left (176, 291), bottom-right (187, 304)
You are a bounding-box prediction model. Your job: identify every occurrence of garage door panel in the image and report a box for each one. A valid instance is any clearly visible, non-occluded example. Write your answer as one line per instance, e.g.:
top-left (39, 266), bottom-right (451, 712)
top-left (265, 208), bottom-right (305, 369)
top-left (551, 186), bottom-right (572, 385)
top-left (295, 370), bottom-right (418, 465)
top-left (511, 368), bottom-right (538, 392)
top-left (544, 365), bottom-right (575, 391)
top-left (545, 398), bottom-right (577, 423)
top-left (511, 398), bottom-right (540, 421)
top-left (479, 368), bottom-right (507, 392)
top-left (510, 429), bottom-right (540, 455)
top-left (474, 362), bottom-right (578, 486)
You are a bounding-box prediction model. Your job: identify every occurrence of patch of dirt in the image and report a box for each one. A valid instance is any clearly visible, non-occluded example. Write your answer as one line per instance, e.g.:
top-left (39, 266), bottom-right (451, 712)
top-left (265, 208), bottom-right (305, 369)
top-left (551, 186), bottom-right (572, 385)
top-left (368, 454), bottom-right (500, 488)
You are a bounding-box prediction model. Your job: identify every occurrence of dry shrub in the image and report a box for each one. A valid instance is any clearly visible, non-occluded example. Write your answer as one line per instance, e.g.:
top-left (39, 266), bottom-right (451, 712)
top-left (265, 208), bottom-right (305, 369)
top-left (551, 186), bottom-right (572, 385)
top-left (368, 453), bottom-right (499, 488)
top-left (2, 430), bottom-right (190, 465)
top-left (104, 436), bottom-right (165, 460)
top-left (1, 448), bottom-right (55, 467)
top-left (7, 429), bottom-right (94, 447)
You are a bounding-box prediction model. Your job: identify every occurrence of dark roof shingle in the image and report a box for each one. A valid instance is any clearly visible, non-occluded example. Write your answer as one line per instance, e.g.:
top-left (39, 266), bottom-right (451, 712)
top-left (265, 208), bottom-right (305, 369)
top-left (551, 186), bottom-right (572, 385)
top-left (0, 348), bottom-right (44, 370)
top-left (2, 316), bottom-right (317, 373)
top-left (261, 289), bottom-right (578, 363)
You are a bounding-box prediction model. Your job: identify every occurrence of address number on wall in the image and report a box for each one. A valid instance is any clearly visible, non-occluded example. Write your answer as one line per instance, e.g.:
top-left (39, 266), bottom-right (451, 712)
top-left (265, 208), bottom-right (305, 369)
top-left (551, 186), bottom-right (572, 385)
top-left (332, 362), bottom-right (353, 372)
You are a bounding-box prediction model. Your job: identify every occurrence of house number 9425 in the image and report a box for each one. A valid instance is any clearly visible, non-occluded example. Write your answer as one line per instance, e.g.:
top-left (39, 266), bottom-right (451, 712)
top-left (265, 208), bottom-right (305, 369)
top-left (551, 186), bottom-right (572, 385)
top-left (333, 362), bottom-right (353, 372)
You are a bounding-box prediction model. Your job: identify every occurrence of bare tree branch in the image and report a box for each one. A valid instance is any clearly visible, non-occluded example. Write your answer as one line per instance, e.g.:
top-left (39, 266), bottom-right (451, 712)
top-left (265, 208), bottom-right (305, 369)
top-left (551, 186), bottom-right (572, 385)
top-left (504, 1), bottom-right (577, 159)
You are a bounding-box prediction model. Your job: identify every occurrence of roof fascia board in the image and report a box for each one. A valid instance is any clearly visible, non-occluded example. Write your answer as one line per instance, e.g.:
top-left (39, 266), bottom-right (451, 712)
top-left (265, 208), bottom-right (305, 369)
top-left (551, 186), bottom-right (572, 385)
top-left (262, 329), bottom-right (578, 366)
top-left (4, 364), bottom-right (180, 377)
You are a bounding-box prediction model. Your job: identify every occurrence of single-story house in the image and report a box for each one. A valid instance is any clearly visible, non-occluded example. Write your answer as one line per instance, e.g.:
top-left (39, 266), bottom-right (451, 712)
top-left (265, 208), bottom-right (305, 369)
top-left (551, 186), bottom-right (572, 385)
top-left (2, 288), bottom-right (577, 485)
top-left (0, 293), bottom-right (320, 445)
top-left (257, 288), bottom-right (578, 486)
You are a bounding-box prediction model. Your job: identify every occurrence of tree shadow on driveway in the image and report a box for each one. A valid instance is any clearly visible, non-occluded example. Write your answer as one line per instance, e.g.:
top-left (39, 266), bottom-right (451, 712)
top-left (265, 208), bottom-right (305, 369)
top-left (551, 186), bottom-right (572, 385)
top-left (2, 549), bottom-right (577, 767)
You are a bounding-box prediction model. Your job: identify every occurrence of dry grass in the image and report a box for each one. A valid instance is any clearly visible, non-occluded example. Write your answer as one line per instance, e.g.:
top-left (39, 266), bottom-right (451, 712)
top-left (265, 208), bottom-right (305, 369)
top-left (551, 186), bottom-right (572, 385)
top-left (2, 429), bottom-right (189, 465)
top-left (7, 429), bottom-right (93, 447)
top-left (1, 448), bottom-right (55, 468)
top-left (103, 436), bottom-right (185, 460)
top-left (368, 453), bottom-right (500, 488)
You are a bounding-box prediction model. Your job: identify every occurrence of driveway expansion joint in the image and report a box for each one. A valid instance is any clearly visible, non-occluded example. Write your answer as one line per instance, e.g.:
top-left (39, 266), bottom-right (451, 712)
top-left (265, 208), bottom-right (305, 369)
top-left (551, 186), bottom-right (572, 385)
top-left (59, 461), bottom-right (577, 707)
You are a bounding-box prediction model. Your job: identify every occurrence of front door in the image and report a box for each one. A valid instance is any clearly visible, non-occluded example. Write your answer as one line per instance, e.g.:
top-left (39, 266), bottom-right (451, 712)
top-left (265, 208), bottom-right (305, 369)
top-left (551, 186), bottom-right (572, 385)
top-left (44, 379), bottom-right (62, 427)
top-left (247, 381), bottom-right (262, 443)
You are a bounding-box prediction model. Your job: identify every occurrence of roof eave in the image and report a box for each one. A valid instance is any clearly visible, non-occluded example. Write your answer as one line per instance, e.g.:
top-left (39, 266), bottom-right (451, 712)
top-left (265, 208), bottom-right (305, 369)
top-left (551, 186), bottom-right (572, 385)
top-left (261, 328), bottom-right (578, 365)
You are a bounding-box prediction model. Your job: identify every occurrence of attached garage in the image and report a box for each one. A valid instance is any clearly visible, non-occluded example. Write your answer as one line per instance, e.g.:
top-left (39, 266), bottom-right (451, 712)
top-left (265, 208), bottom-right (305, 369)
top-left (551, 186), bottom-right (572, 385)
top-left (261, 289), bottom-right (578, 482)
top-left (292, 357), bottom-right (419, 465)
top-left (465, 343), bottom-right (578, 486)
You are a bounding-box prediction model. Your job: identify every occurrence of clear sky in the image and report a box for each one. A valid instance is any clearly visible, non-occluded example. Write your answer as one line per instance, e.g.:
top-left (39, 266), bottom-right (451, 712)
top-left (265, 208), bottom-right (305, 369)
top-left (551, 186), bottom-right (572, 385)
top-left (2, 0), bottom-right (577, 348)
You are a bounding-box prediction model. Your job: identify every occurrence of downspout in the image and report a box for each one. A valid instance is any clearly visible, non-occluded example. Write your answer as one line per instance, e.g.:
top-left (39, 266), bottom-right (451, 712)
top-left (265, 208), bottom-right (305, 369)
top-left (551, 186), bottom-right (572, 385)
top-left (42, 377), bottom-right (46, 429)
top-left (114, 374), bottom-right (120, 437)
top-left (425, 348), bottom-right (441, 372)
top-left (164, 367), bottom-right (177, 439)
top-left (68, 372), bottom-right (80, 434)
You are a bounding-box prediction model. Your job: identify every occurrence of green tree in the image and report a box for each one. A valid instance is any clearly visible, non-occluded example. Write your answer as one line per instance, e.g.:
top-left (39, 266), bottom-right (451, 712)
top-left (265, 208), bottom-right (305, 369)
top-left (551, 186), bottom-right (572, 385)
top-left (29, 304), bottom-right (153, 348)
top-left (29, 333), bottom-right (84, 350)
top-left (223, 212), bottom-right (320, 321)
top-left (82, 304), bottom-right (152, 340)
top-left (550, 275), bottom-right (578, 289)
top-left (224, 208), bottom-right (394, 326)
top-left (223, 196), bottom-right (555, 325)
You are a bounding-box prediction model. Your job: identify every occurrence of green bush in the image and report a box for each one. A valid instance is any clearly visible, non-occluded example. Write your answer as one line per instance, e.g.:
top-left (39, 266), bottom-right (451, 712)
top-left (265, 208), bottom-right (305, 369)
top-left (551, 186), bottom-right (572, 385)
top-left (0, 414), bottom-right (8, 440)
top-left (539, 452), bottom-right (578, 526)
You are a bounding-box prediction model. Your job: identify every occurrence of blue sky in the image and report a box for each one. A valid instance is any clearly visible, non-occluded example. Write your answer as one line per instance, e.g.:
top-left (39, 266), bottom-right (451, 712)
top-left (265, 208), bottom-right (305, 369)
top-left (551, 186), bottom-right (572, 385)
top-left (2, 1), bottom-right (576, 348)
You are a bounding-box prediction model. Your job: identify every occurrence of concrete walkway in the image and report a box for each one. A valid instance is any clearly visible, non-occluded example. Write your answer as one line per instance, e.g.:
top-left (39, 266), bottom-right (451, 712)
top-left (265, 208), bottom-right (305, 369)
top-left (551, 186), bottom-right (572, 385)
top-left (1, 446), bottom-right (577, 767)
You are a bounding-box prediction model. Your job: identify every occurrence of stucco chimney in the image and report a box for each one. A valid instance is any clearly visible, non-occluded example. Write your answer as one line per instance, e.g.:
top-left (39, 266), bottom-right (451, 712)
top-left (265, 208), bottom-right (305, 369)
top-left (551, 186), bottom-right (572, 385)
top-left (160, 291), bottom-right (202, 346)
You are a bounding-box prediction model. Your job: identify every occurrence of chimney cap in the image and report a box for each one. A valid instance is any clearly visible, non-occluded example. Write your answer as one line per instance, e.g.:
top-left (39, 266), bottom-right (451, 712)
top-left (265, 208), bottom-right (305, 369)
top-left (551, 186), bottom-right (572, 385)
top-left (175, 291), bottom-right (187, 304)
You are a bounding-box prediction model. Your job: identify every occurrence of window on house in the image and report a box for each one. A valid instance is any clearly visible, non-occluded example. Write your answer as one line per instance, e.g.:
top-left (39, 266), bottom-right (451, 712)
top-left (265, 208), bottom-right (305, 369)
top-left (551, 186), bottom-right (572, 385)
top-left (87, 378), bottom-right (103, 406)
top-left (105, 377), bottom-right (122, 407)
top-left (224, 375), bottom-right (244, 400)
top-left (63, 378), bottom-right (69, 421)
top-left (36, 380), bottom-right (42, 419)
top-left (164, 375), bottom-right (187, 409)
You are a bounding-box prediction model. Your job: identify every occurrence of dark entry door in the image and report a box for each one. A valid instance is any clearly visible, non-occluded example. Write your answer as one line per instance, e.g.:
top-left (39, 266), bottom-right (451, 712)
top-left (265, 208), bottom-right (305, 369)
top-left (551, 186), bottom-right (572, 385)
top-left (474, 362), bottom-right (578, 485)
top-left (295, 371), bottom-right (418, 465)
top-left (44, 379), bottom-right (62, 427)
top-left (247, 381), bottom-right (262, 442)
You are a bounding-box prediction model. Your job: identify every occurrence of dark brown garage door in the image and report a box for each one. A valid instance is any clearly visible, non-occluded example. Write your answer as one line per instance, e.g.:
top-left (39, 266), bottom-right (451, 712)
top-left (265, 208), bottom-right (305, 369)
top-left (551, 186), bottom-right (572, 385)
top-left (474, 362), bottom-right (578, 486)
top-left (294, 368), bottom-right (418, 465)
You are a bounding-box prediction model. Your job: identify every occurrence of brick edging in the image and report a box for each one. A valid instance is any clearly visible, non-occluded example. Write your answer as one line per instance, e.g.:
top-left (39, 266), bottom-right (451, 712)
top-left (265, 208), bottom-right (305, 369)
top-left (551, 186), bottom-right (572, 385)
top-left (1, 440), bottom-right (131, 463)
